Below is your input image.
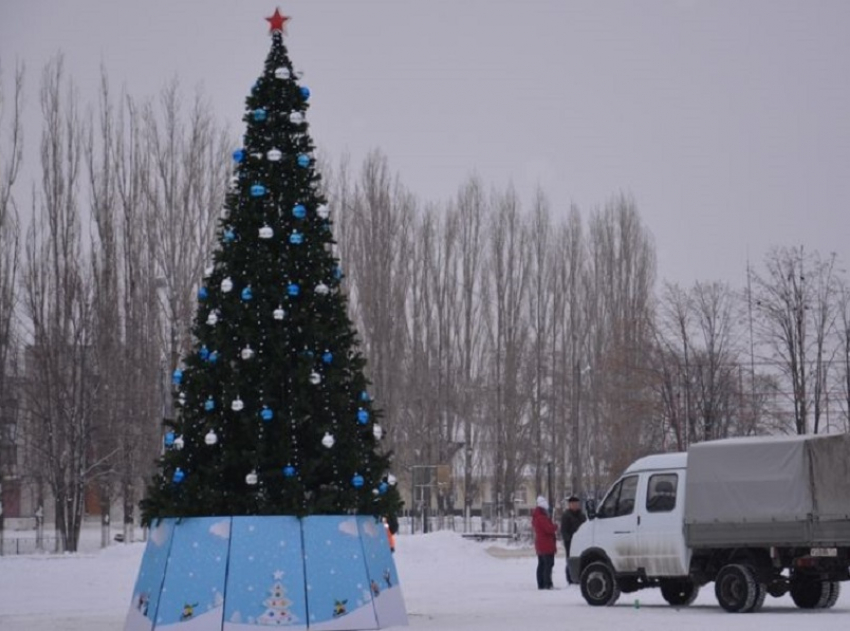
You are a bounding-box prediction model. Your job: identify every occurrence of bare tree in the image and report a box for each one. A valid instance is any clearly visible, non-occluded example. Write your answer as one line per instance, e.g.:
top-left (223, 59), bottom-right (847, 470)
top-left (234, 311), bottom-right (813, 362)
top-left (751, 246), bottom-right (838, 434)
top-left (340, 151), bottom-right (415, 462)
top-left (451, 176), bottom-right (486, 526)
top-left (484, 185), bottom-right (532, 515)
top-left (548, 206), bottom-right (584, 497)
top-left (20, 56), bottom-right (95, 552)
top-left (584, 194), bottom-right (656, 483)
top-left (0, 60), bottom-right (24, 400)
top-left (527, 188), bottom-right (551, 496)
top-left (143, 81), bottom-right (229, 376)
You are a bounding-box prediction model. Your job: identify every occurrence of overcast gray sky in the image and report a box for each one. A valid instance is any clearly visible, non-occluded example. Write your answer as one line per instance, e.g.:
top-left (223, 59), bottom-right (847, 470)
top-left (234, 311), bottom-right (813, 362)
top-left (1, 0), bottom-right (848, 287)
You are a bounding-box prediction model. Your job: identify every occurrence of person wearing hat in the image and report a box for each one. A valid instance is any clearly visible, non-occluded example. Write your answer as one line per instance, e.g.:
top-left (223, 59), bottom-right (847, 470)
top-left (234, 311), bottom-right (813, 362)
top-left (560, 495), bottom-right (586, 584)
top-left (532, 495), bottom-right (557, 589)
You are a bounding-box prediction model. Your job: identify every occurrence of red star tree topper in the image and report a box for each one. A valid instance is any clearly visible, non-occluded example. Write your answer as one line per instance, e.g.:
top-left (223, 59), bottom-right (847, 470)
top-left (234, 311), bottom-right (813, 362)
top-left (266, 8), bottom-right (290, 34)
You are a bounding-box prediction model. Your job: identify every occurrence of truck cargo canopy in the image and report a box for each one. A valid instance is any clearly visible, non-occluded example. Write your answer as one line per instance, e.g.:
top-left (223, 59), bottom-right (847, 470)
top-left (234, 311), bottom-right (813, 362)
top-left (685, 433), bottom-right (850, 525)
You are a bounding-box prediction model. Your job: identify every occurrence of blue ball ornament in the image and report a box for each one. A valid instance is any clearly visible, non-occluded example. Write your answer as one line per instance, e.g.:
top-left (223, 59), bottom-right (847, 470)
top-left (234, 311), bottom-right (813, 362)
top-left (287, 283), bottom-right (300, 297)
top-left (379, 482), bottom-right (389, 495)
top-left (199, 345), bottom-right (210, 361)
top-left (357, 408), bottom-right (369, 425)
top-left (172, 369), bottom-right (183, 386)
top-left (241, 286), bottom-right (253, 301)
top-left (360, 391), bottom-right (370, 402)
top-left (292, 204), bottom-right (307, 219)
top-left (300, 86), bottom-right (311, 100)
top-left (352, 474), bottom-right (365, 488)
top-left (333, 266), bottom-right (343, 280)
top-left (208, 351), bottom-right (219, 364)
top-left (253, 108), bottom-right (267, 122)
top-left (283, 465), bottom-right (296, 478)
top-left (322, 351), bottom-right (333, 364)
top-left (261, 407), bottom-right (274, 422)
top-left (172, 468), bottom-right (185, 483)
top-left (297, 154), bottom-right (310, 168)
top-left (250, 184), bottom-right (266, 197)
top-left (223, 228), bottom-right (235, 243)
top-left (232, 149), bottom-right (245, 163)
top-left (164, 431), bottom-right (175, 447)
top-left (198, 287), bottom-right (208, 300)
top-left (289, 231), bottom-right (303, 245)
top-left (204, 397), bottom-right (215, 411)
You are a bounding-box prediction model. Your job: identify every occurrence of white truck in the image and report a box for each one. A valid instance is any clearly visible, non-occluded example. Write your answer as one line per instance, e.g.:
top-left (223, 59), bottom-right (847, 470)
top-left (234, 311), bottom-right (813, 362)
top-left (567, 433), bottom-right (850, 612)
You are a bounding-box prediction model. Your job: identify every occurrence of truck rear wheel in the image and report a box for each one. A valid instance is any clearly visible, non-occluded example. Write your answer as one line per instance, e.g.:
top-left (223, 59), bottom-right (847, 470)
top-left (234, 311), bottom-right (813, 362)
top-left (580, 561), bottom-right (621, 607)
top-left (715, 564), bottom-right (758, 613)
top-left (660, 578), bottom-right (699, 606)
top-left (790, 577), bottom-right (830, 609)
top-left (820, 581), bottom-right (840, 609)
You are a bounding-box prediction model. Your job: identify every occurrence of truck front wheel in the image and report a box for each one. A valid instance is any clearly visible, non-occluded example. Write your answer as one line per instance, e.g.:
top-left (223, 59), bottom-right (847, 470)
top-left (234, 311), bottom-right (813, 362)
top-left (660, 578), bottom-right (700, 606)
top-left (714, 564), bottom-right (758, 613)
top-left (580, 561), bottom-right (621, 607)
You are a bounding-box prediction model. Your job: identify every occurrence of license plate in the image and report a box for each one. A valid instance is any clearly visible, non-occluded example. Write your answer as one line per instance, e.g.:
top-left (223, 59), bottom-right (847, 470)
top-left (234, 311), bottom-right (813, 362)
top-left (811, 547), bottom-right (838, 557)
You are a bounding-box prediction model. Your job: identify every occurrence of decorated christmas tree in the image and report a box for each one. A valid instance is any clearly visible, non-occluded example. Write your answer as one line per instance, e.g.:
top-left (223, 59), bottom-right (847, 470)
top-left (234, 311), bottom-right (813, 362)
top-left (141, 8), bottom-right (402, 523)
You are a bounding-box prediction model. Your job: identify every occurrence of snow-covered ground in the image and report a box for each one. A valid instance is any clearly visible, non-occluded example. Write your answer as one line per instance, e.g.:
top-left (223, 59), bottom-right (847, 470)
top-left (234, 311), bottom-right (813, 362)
top-left (1, 529), bottom-right (848, 631)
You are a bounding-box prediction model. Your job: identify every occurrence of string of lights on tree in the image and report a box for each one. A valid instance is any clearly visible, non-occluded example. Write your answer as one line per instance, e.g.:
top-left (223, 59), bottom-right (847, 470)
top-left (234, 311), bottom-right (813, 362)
top-left (142, 8), bottom-right (401, 522)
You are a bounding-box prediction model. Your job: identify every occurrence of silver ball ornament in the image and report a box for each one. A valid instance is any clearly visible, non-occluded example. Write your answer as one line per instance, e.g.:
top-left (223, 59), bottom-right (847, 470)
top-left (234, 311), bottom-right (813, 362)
top-left (321, 432), bottom-right (335, 449)
top-left (221, 277), bottom-right (233, 293)
top-left (246, 471), bottom-right (258, 485)
top-left (231, 397), bottom-right (245, 412)
top-left (205, 430), bottom-right (218, 445)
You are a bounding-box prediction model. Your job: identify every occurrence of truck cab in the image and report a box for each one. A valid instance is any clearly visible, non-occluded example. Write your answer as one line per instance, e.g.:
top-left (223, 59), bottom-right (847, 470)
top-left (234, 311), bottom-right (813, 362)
top-left (569, 452), bottom-right (691, 603)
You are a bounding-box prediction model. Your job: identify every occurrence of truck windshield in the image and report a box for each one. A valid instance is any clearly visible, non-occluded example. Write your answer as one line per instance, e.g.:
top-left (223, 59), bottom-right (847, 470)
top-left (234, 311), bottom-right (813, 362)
top-left (597, 475), bottom-right (638, 518)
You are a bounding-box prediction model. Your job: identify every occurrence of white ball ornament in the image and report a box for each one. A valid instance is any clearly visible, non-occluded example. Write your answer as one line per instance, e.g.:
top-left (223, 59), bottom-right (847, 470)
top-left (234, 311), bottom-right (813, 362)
top-left (273, 306), bottom-right (286, 320)
top-left (220, 206), bottom-right (230, 220)
top-left (275, 67), bottom-right (290, 79)
top-left (232, 397), bottom-right (245, 412)
top-left (241, 345), bottom-right (255, 360)
top-left (259, 224), bottom-right (274, 239)
top-left (321, 432), bottom-right (335, 449)
top-left (178, 392), bottom-right (186, 406)
top-left (206, 311), bottom-right (219, 326)
top-left (309, 371), bottom-right (321, 385)
top-left (205, 430), bottom-right (218, 445)
top-left (387, 473), bottom-right (398, 486)
top-left (315, 282), bottom-right (329, 296)
top-left (317, 204), bottom-right (330, 219)
top-left (246, 470), bottom-right (258, 485)
top-left (173, 435), bottom-right (185, 450)
top-left (289, 112), bottom-right (304, 125)
top-left (221, 277), bottom-right (234, 293)
top-left (267, 148), bottom-right (282, 162)
top-left (373, 424), bottom-right (383, 440)
top-left (204, 265), bottom-right (214, 278)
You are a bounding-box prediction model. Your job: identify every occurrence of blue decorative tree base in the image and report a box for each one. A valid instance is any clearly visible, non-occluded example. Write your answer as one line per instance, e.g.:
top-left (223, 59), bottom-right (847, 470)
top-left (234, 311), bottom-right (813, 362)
top-left (124, 515), bottom-right (408, 630)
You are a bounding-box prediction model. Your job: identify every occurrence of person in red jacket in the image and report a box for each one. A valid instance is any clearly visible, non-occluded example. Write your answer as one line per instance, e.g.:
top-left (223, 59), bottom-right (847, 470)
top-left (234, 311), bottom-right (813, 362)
top-left (532, 495), bottom-right (557, 589)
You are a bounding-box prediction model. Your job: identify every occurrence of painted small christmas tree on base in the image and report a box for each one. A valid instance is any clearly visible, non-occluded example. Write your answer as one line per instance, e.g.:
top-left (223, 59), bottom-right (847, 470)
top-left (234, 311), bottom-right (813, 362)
top-left (125, 8), bottom-right (406, 631)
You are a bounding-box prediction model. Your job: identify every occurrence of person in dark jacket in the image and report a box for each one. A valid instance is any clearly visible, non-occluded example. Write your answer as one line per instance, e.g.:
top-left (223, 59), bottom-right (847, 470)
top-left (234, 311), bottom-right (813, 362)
top-left (532, 495), bottom-right (557, 589)
top-left (560, 495), bottom-right (586, 584)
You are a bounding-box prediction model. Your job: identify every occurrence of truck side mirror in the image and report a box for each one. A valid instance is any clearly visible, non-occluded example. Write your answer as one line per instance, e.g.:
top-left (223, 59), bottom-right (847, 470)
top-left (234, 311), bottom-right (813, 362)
top-left (585, 498), bottom-right (596, 520)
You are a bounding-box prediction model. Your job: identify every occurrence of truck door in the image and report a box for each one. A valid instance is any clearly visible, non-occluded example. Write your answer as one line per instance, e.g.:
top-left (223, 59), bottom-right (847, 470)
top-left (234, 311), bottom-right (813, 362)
top-left (636, 471), bottom-right (689, 576)
top-left (592, 474), bottom-right (640, 572)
